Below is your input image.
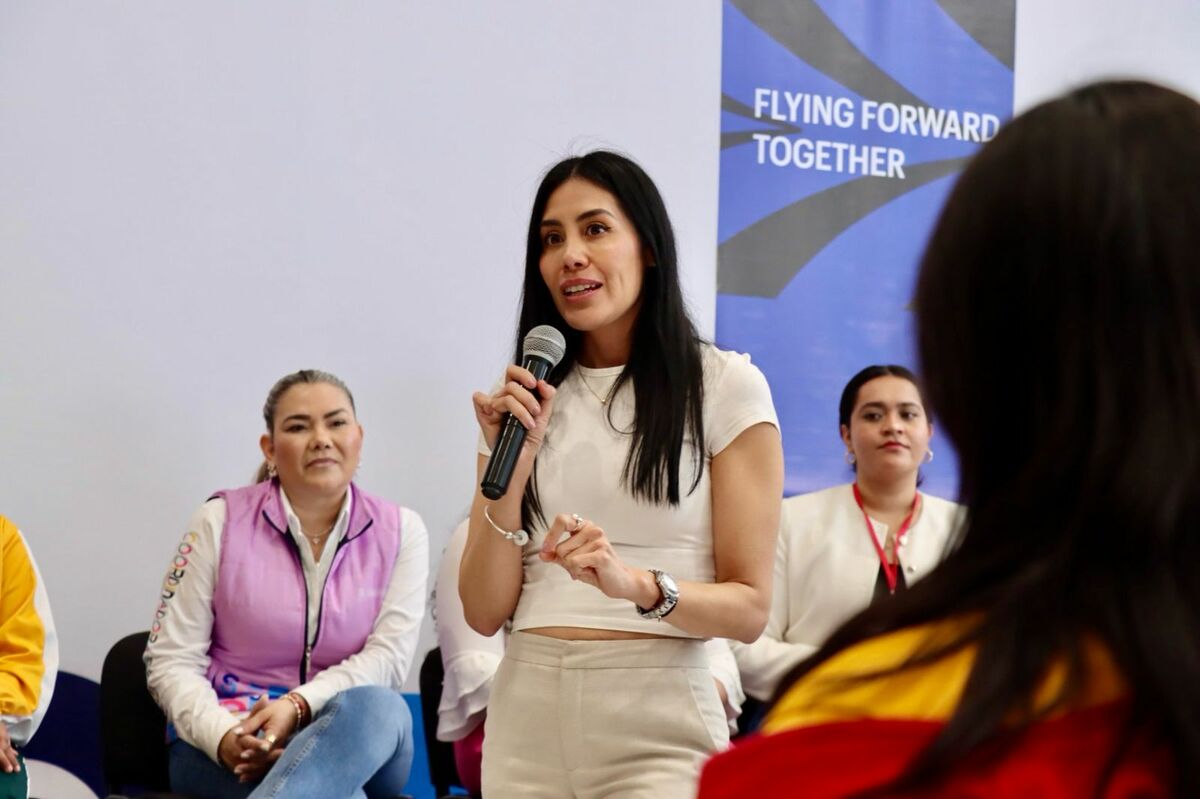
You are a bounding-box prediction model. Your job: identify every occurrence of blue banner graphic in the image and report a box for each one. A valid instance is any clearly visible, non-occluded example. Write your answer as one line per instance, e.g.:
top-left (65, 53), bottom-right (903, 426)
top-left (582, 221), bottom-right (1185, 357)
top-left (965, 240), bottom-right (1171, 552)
top-left (716, 0), bottom-right (1015, 498)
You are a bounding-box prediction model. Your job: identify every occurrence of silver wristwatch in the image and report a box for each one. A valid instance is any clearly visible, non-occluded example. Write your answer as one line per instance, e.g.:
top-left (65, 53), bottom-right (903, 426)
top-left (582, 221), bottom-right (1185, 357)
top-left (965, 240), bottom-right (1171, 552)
top-left (636, 569), bottom-right (679, 620)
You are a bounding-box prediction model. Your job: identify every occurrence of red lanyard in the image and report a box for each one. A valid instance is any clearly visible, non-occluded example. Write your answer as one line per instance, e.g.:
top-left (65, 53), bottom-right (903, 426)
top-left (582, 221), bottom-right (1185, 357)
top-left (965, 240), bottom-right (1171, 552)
top-left (852, 483), bottom-right (920, 594)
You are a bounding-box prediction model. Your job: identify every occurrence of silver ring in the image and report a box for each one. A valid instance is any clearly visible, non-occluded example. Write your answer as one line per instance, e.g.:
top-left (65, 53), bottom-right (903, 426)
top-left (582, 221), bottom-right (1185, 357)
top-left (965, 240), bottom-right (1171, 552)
top-left (571, 513), bottom-right (584, 531)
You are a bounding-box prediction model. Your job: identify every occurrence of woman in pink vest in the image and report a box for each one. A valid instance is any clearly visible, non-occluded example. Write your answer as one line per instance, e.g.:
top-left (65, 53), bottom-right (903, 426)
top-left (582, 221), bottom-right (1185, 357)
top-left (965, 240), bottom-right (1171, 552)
top-left (146, 369), bottom-right (429, 799)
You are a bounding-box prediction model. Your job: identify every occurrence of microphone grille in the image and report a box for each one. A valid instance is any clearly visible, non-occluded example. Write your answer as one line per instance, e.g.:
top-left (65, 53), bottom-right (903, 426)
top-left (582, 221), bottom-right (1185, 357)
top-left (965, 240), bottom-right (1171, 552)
top-left (523, 325), bottom-right (567, 368)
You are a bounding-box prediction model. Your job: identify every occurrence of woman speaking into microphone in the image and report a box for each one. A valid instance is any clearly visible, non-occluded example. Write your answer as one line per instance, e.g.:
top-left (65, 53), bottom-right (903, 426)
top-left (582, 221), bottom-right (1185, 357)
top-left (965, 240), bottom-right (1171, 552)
top-left (460, 150), bottom-right (783, 798)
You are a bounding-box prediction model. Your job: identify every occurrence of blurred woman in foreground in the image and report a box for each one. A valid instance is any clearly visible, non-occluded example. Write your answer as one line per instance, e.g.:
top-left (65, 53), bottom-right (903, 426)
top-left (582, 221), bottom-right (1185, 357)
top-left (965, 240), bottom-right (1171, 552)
top-left (701, 80), bottom-right (1198, 796)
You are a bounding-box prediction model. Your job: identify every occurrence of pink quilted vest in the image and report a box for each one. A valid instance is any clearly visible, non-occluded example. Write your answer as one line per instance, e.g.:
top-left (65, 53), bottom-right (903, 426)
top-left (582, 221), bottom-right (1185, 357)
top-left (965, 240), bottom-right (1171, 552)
top-left (204, 480), bottom-right (402, 712)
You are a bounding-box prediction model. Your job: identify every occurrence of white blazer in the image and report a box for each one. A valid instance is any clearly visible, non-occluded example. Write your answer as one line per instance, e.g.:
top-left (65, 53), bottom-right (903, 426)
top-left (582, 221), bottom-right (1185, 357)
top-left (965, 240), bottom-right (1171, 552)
top-left (733, 483), bottom-right (963, 701)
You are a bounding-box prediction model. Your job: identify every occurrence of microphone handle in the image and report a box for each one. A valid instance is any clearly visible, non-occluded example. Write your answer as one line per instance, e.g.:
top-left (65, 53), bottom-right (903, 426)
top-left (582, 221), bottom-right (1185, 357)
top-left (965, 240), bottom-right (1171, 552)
top-left (479, 354), bottom-right (554, 500)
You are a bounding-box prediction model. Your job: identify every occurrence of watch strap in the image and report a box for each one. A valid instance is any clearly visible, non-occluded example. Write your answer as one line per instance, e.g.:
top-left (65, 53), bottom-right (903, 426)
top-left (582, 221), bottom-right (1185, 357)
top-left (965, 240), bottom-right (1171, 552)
top-left (636, 569), bottom-right (679, 620)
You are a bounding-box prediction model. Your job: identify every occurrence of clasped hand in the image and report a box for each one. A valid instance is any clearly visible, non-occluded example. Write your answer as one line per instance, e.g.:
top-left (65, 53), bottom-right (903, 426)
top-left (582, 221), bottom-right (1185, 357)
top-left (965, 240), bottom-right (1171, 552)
top-left (218, 696), bottom-right (303, 783)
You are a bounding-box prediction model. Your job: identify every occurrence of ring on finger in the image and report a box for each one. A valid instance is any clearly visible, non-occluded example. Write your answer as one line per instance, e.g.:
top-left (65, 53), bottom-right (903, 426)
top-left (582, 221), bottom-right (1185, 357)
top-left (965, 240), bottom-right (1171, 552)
top-left (570, 513), bottom-right (584, 532)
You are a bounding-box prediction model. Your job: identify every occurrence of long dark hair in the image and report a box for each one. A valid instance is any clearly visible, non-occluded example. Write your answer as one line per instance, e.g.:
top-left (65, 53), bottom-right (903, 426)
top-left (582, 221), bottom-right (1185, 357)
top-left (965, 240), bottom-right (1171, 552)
top-left (773, 80), bottom-right (1200, 792)
top-left (515, 151), bottom-right (705, 527)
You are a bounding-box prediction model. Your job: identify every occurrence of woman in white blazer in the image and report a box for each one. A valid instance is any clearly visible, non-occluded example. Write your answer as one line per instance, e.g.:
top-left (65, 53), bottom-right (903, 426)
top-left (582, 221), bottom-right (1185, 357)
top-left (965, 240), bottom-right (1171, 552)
top-left (733, 365), bottom-right (963, 702)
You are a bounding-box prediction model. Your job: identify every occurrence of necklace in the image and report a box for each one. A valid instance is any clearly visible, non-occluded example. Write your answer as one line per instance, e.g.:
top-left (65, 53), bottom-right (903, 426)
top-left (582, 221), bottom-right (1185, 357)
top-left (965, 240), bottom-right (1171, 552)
top-left (303, 525), bottom-right (335, 544)
top-left (579, 372), bottom-right (617, 405)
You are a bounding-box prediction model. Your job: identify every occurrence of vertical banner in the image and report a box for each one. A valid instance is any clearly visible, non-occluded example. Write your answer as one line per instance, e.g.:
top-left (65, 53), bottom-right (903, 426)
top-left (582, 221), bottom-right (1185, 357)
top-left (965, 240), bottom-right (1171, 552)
top-left (716, 1), bottom-right (1015, 498)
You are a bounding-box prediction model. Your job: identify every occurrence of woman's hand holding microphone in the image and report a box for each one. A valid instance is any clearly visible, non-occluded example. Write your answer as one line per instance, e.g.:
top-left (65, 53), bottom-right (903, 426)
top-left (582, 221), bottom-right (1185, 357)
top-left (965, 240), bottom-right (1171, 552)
top-left (472, 363), bottom-right (557, 473)
top-left (471, 347), bottom-right (658, 610)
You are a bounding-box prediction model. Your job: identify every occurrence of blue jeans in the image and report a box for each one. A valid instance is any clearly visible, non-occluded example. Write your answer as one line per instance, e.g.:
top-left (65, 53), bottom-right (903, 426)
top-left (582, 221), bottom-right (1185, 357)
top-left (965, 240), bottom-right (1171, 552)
top-left (169, 685), bottom-right (414, 799)
top-left (169, 740), bottom-right (254, 799)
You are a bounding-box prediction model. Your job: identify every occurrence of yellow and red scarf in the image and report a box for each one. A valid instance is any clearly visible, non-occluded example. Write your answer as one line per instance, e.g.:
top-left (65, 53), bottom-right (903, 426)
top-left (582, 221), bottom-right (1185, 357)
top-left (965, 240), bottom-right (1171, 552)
top-left (699, 619), bottom-right (1171, 797)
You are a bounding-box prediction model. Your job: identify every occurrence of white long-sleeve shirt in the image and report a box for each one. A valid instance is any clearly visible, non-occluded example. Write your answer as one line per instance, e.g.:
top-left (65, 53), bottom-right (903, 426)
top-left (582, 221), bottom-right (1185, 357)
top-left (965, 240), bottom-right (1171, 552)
top-left (145, 486), bottom-right (428, 761)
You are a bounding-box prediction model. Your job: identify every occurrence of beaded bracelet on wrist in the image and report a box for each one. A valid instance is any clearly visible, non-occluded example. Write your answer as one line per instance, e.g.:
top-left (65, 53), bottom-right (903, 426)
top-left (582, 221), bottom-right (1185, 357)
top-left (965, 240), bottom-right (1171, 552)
top-left (285, 691), bottom-right (310, 729)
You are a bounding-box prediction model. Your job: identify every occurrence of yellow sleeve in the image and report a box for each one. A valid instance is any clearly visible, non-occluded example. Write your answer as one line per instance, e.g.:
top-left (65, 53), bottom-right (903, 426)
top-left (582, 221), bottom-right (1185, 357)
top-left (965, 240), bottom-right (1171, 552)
top-left (764, 620), bottom-right (975, 733)
top-left (0, 516), bottom-right (57, 744)
top-left (765, 618), bottom-right (1125, 735)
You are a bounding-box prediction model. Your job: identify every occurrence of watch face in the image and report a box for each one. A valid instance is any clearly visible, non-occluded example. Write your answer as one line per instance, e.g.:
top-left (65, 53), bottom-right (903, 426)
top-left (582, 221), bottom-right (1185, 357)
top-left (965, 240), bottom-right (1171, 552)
top-left (658, 571), bottom-right (679, 598)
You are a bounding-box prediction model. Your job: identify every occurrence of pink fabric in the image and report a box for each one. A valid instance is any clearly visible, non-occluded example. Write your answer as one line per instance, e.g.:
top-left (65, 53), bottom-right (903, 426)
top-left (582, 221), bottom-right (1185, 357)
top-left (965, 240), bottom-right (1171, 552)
top-left (205, 480), bottom-right (402, 711)
top-left (453, 723), bottom-right (485, 796)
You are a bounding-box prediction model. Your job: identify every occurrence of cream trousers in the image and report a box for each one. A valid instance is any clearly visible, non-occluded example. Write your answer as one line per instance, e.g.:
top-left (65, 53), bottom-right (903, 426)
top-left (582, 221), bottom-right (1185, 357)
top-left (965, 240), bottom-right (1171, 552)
top-left (482, 631), bottom-right (729, 799)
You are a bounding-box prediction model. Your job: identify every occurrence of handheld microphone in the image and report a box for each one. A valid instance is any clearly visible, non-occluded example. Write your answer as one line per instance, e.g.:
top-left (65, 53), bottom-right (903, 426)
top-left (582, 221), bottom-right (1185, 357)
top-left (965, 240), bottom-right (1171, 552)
top-left (480, 325), bottom-right (567, 500)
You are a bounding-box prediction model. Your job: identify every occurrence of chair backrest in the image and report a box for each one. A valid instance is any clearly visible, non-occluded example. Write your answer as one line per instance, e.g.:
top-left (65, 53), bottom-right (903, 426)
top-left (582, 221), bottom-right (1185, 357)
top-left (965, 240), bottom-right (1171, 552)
top-left (418, 647), bottom-right (462, 797)
top-left (99, 631), bottom-right (172, 794)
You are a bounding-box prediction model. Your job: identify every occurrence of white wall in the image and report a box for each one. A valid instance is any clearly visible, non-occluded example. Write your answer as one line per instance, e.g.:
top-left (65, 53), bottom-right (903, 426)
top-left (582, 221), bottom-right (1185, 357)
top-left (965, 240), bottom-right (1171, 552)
top-left (0, 1), bottom-right (1196, 687)
top-left (0, 2), bottom-right (723, 685)
top-left (1014, 0), bottom-right (1200, 109)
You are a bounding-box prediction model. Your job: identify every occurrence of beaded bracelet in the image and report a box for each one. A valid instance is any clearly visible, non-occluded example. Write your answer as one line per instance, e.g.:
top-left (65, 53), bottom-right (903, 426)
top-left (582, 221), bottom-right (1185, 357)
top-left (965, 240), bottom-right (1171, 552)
top-left (285, 691), bottom-right (310, 729)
